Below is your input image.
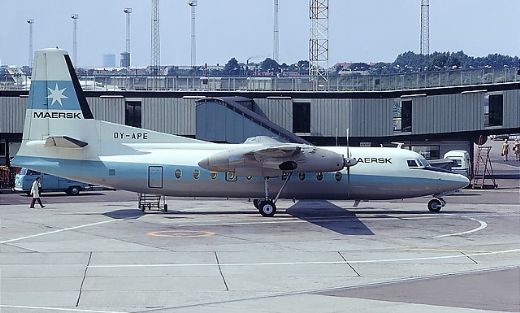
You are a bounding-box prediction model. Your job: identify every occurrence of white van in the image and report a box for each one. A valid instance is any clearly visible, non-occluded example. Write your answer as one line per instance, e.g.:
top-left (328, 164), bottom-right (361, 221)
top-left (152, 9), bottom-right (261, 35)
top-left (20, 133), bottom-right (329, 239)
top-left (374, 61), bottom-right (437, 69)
top-left (443, 150), bottom-right (471, 178)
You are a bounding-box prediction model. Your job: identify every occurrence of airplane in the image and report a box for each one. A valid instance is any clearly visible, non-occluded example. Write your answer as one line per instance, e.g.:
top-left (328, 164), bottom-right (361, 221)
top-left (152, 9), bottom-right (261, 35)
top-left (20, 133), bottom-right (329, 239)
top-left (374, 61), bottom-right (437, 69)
top-left (13, 48), bottom-right (470, 217)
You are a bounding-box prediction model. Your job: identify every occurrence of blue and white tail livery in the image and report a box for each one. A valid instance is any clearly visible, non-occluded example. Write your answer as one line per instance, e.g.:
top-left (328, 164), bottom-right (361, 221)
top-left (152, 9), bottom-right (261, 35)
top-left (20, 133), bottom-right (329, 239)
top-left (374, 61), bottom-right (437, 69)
top-left (14, 48), bottom-right (469, 216)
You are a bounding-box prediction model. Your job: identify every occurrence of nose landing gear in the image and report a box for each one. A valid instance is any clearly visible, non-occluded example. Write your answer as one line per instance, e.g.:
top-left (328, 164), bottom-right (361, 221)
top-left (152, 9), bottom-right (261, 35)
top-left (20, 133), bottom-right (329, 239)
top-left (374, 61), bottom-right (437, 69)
top-left (428, 198), bottom-right (446, 213)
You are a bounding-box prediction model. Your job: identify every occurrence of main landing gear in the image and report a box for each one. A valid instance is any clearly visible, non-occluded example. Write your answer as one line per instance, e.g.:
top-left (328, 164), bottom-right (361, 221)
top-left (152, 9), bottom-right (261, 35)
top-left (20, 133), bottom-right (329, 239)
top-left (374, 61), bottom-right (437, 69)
top-left (253, 174), bottom-right (292, 217)
top-left (427, 198), bottom-right (446, 213)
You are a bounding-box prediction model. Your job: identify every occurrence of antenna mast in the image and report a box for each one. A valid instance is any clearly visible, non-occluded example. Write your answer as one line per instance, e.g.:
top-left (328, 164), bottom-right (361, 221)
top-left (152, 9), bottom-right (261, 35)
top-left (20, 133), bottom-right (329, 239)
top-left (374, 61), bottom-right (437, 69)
top-left (151, 0), bottom-right (161, 82)
top-left (309, 0), bottom-right (328, 90)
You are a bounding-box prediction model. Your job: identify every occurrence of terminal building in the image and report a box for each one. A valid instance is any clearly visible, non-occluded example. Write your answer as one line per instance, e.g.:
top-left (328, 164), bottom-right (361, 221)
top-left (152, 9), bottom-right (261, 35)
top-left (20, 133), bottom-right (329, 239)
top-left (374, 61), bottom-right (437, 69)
top-left (1, 70), bottom-right (519, 168)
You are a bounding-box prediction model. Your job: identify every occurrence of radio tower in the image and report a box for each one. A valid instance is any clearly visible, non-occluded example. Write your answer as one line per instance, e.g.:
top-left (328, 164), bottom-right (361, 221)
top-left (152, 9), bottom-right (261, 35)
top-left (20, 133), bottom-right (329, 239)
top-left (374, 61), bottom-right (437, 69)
top-left (188, 0), bottom-right (197, 67)
top-left (309, 0), bottom-right (328, 90)
top-left (71, 14), bottom-right (79, 65)
top-left (150, 0), bottom-right (160, 81)
top-left (420, 0), bottom-right (429, 55)
top-left (27, 19), bottom-right (34, 67)
top-left (273, 0), bottom-right (279, 63)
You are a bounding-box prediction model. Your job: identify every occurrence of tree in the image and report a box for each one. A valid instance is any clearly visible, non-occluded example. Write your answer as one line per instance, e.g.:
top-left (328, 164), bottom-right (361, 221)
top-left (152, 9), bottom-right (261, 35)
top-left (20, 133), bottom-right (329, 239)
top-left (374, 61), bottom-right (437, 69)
top-left (223, 57), bottom-right (241, 76)
top-left (260, 58), bottom-right (280, 73)
top-left (296, 60), bottom-right (309, 74)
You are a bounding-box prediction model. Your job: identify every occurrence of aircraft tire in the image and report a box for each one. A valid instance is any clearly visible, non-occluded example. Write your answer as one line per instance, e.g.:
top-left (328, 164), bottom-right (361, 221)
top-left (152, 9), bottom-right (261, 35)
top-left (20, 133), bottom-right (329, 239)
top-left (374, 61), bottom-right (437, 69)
top-left (428, 199), bottom-right (442, 213)
top-left (258, 200), bottom-right (276, 217)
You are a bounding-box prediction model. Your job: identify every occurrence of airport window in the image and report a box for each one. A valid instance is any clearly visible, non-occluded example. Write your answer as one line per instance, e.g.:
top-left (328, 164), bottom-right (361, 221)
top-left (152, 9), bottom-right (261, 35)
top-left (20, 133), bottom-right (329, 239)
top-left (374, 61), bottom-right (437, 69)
top-left (125, 101), bottom-right (142, 128)
top-left (392, 101), bottom-right (402, 132)
top-left (210, 172), bottom-right (218, 179)
top-left (193, 169), bottom-right (200, 179)
top-left (175, 169), bottom-right (182, 179)
top-left (293, 102), bottom-right (311, 133)
top-left (410, 145), bottom-right (440, 160)
top-left (485, 94), bottom-right (503, 127)
top-left (298, 172), bottom-right (306, 181)
top-left (335, 171), bottom-right (342, 181)
top-left (407, 160), bottom-right (419, 167)
top-left (316, 172), bottom-right (323, 181)
top-left (401, 100), bottom-right (412, 132)
top-left (0, 143), bottom-right (5, 157)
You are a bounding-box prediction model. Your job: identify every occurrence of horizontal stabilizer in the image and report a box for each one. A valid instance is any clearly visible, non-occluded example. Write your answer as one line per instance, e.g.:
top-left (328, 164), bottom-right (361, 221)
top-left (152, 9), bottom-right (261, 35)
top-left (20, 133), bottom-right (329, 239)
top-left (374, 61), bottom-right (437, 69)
top-left (44, 136), bottom-right (88, 148)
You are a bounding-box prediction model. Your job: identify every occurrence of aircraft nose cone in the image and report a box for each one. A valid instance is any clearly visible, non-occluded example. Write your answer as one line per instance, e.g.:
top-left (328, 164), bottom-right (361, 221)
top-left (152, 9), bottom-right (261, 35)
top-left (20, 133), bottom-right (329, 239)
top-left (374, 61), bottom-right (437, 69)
top-left (452, 174), bottom-right (470, 189)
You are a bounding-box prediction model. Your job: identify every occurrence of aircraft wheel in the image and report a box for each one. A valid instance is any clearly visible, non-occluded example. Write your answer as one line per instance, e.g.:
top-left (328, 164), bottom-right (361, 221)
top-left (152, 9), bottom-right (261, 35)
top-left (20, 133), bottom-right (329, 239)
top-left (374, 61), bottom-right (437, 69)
top-left (258, 200), bottom-right (276, 217)
top-left (162, 204), bottom-right (168, 213)
top-left (428, 199), bottom-right (442, 213)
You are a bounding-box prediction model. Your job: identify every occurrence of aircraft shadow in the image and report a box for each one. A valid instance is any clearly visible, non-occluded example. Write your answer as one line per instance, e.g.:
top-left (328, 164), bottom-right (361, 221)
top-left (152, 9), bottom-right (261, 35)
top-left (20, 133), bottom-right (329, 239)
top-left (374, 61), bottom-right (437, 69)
top-left (286, 200), bottom-right (374, 236)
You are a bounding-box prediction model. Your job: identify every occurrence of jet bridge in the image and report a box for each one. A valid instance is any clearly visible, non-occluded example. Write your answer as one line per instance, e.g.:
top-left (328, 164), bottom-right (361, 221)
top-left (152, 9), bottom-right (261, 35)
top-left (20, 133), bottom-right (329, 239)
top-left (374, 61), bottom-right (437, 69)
top-left (196, 96), bottom-right (309, 144)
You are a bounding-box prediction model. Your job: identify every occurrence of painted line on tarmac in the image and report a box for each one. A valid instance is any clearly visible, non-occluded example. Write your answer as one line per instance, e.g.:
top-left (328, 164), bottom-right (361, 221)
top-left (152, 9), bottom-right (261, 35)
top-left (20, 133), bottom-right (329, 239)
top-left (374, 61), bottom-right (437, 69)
top-left (0, 304), bottom-right (128, 313)
top-left (159, 215), bottom-right (439, 227)
top-left (0, 219), bottom-right (119, 244)
top-left (87, 248), bottom-right (520, 269)
top-left (148, 230), bottom-right (214, 237)
top-left (434, 217), bottom-right (487, 238)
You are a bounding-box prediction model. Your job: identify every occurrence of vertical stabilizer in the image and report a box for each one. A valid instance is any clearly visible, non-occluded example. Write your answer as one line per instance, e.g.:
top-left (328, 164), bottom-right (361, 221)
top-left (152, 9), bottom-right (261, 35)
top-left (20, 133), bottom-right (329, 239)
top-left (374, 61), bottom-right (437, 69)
top-left (23, 48), bottom-right (93, 142)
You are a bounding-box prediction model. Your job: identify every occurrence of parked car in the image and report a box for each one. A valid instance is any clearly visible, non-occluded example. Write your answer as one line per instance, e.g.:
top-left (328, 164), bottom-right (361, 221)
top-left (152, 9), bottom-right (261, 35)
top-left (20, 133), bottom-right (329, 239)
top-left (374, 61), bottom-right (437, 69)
top-left (14, 168), bottom-right (92, 195)
top-left (443, 150), bottom-right (471, 178)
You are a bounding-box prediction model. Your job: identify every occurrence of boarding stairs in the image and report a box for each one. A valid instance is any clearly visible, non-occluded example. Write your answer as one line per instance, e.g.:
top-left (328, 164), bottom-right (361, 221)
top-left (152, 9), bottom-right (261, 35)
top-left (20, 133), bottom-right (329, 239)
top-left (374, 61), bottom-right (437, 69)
top-left (471, 146), bottom-right (497, 189)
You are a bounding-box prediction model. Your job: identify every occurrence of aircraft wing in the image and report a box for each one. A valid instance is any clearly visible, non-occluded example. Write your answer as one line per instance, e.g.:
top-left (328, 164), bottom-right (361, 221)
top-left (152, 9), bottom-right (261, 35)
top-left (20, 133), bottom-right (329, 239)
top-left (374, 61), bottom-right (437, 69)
top-left (247, 145), bottom-right (302, 159)
top-left (199, 141), bottom-right (345, 176)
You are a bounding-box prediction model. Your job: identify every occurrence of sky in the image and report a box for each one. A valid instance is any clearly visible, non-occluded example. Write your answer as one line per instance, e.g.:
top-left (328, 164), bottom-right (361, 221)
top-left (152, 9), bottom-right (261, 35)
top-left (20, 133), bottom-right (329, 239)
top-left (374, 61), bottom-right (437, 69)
top-left (0, 0), bottom-right (519, 67)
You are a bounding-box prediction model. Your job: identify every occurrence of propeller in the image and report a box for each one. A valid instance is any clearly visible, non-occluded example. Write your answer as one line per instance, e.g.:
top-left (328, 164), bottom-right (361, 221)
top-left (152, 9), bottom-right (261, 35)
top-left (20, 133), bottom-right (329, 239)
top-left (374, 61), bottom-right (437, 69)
top-left (344, 128), bottom-right (358, 187)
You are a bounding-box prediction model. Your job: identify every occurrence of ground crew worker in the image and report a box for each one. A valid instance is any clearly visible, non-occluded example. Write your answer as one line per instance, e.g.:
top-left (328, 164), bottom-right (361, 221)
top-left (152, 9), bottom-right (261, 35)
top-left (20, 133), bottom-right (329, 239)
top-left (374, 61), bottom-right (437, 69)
top-left (30, 177), bottom-right (45, 208)
top-left (501, 140), bottom-right (510, 161)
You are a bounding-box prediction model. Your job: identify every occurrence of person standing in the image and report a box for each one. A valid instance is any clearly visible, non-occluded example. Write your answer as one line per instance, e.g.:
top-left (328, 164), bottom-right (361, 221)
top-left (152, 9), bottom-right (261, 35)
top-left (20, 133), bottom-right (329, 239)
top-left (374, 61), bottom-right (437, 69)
top-left (30, 177), bottom-right (45, 208)
top-left (514, 139), bottom-right (520, 161)
top-left (501, 140), bottom-right (510, 161)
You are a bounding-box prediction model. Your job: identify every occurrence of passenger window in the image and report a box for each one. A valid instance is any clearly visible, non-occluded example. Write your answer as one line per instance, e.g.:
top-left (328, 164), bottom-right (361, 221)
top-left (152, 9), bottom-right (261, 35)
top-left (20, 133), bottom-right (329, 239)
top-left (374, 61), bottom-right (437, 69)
top-left (193, 169), bottom-right (200, 179)
top-left (225, 171), bottom-right (237, 182)
top-left (407, 160), bottom-right (419, 167)
top-left (335, 172), bottom-right (342, 181)
top-left (246, 175), bottom-right (253, 181)
top-left (298, 172), bottom-right (306, 181)
top-left (210, 172), bottom-right (218, 179)
top-left (316, 172), bottom-right (323, 181)
top-left (175, 169), bottom-right (182, 179)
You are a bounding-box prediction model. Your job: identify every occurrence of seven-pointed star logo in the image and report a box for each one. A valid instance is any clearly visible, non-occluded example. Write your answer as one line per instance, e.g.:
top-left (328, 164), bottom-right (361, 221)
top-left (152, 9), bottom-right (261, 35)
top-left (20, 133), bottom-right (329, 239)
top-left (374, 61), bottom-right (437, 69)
top-left (47, 83), bottom-right (68, 106)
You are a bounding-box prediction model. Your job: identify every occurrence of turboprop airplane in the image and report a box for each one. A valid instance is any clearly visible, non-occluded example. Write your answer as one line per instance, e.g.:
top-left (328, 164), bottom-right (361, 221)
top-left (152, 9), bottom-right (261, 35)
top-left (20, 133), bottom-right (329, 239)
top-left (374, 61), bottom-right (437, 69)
top-left (13, 48), bottom-right (469, 216)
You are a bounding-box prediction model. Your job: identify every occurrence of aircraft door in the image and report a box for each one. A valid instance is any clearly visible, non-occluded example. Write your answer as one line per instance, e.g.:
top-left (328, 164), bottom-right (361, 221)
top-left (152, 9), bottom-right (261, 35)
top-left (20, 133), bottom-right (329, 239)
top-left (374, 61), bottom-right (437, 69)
top-left (148, 166), bottom-right (163, 189)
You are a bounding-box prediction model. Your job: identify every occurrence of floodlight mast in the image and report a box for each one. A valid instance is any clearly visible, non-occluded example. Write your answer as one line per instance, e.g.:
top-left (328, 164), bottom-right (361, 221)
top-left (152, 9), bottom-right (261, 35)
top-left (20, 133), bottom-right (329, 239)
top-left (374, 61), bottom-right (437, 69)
top-left (71, 14), bottom-right (79, 66)
top-left (27, 19), bottom-right (34, 67)
top-left (188, 0), bottom-right (197, 67)
top-left (273, 0), bottom-right (279, 63)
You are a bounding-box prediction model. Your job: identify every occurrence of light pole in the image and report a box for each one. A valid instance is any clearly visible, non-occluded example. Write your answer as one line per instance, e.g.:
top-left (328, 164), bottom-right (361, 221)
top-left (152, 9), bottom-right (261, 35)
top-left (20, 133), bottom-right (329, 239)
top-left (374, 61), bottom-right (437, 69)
top-left (27, 19), bottom-right (34, 67)
top-left (188, 0), bottom-right (197, 68)
top-left (123, 8), bottom-right (132, 68)
top-left (71, 14), bottom-right (79, 65)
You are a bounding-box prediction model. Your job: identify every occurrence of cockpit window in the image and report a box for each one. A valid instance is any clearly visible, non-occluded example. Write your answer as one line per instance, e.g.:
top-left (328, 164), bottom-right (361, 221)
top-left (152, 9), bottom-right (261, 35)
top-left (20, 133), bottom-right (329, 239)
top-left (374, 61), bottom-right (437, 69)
top-left (417, 157), bottom-right (430, 167)
top-left (407, 160), bottom-right (419, 167)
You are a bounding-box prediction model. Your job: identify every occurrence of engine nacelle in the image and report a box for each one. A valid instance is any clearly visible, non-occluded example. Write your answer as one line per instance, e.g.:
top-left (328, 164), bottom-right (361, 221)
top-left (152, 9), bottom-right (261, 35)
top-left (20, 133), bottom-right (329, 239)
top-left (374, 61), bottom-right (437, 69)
top-left (198, 147), bottom-right (345, 175)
